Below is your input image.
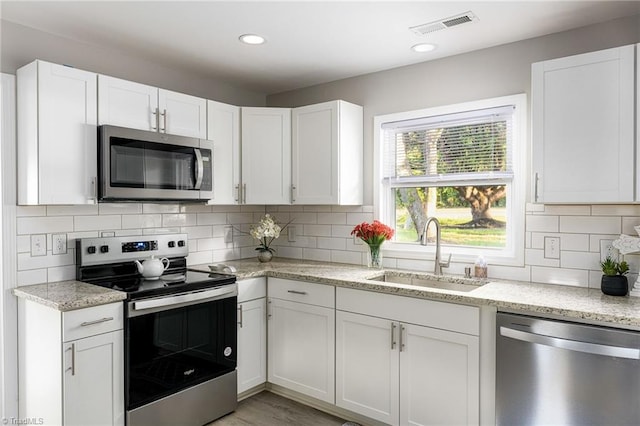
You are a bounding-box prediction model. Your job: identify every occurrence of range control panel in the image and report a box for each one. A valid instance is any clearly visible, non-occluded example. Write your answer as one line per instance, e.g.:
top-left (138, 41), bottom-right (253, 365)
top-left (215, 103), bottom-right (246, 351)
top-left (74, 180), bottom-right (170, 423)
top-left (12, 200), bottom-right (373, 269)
top-left (77, 234), bottom-right (189, 266)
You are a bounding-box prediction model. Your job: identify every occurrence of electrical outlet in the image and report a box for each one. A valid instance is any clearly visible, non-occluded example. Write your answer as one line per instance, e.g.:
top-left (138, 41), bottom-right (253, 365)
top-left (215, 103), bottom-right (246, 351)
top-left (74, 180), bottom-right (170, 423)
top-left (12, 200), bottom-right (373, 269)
top-left (544, 236), bottom-right (560, 259)
top-left (288, 225), bottom-right (296, 242)
top-left (30, 234), bottom-right (46, 257)
top-left (52, 233), bottom-right (67, 255)
top-left (600, 239), bottom-right (618, 262)
top-left (223, 226), bottom-right (234, 244)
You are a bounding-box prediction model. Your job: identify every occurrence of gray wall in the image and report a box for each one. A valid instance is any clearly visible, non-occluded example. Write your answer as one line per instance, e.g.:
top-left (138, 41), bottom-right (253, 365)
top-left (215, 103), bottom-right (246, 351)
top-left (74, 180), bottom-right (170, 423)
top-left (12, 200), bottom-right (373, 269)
top-left (0, 20), bottom-right (266, 106)
top-left (267, 14), bottom-right (640, 205)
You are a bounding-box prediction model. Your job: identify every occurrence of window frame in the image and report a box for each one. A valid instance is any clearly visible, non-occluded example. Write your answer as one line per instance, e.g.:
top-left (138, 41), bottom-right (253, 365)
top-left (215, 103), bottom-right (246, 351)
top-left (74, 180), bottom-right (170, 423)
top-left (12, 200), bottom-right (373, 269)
top-left (373, 94), bottom-right (527, 267)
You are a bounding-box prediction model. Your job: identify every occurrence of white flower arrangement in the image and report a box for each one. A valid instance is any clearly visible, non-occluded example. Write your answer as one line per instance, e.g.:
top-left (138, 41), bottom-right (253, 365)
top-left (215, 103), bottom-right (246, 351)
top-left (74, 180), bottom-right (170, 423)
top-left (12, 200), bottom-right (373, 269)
top-left (250, 214), bottom-right (288, 253)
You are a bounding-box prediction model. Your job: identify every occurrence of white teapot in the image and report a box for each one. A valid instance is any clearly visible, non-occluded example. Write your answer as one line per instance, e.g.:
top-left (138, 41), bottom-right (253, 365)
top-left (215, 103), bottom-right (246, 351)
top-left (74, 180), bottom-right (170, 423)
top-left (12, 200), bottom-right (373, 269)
top-left (134, 255), bottom-right (170, 280)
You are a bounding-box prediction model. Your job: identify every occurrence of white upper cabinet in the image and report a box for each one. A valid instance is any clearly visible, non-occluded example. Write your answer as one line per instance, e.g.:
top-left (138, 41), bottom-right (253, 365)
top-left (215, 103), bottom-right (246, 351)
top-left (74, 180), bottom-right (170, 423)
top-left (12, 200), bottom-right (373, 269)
top-left (292, 100), bottom-right (363, 205)
top-left (98, 75), bottom-right (206, 138)
top-left (532, 44), bottom-right (635, 203)
top-left (207, 100), bottom-right (241, 204)
top-left (241, 107), bottom-right (292, 205)
top-left (18, 60), bottom-right (98, 205)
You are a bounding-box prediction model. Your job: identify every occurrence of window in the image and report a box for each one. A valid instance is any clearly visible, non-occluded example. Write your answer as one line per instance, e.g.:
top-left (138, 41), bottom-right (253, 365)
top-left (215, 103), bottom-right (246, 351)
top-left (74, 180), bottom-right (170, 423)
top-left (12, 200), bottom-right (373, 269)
top-left (374, 94), bottom-right (526, 265)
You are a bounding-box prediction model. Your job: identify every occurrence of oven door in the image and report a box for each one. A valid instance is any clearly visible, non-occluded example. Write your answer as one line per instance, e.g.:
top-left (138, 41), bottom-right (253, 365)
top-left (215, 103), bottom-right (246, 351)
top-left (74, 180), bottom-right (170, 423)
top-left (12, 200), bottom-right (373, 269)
top-left (125, 285), bottom-right (237, 411)
top-left (99, 125), bottom-right (213, 201)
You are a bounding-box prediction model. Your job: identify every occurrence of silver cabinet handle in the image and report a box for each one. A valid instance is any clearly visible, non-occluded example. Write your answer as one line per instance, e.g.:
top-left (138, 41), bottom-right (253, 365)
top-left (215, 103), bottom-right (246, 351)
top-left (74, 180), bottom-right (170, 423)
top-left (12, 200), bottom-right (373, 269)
top-left (194, 148), bottom-right (204, 189)
top-left (160, 109), bottom-right (167, 132)
top-left (242, 184), bottom-right (247, 204)
top-left (391, 322), bottom-right (397, 350)
top-left (267, 299), bottom-right (272, 319)
top-left (399, 324), bottom-right (406, 352)
top-left (237, 305), bottom-right (243, 328)
top-left (89, 176), bottom-right (97, 204)
top-left (66, 343), bottom-right (76, 376)
top-left (534, 172), bottom-right (539, 202)
top-left (291, 185), bottom-right (296, 203)
top-left (80, 317), bottom-right (114, 327)
top-left (287, 290), bottom-right (307, 295)
top-left (151, 108), bottom-right (158, 131)
top-left (500, 326), bottom-right (640, 360)
top-left (235, 184), bottom-right (240, 203)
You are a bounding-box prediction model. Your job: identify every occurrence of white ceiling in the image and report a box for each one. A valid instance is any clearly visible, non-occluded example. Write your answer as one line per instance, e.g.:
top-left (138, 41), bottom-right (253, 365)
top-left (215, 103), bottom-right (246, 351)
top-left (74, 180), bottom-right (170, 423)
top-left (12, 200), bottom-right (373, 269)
top-left (2, 1), bottom-right (639, 95)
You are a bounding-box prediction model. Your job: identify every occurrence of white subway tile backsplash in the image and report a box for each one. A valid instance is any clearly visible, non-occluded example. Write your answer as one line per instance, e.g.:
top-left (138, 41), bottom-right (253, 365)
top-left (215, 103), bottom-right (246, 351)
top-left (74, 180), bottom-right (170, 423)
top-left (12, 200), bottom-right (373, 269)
top-left (180, 225), bottom-right (213, 239)
top-left (48, 265), bottom-right (76, 282)
top-left (561, 251), bottom-right (600, 270)
top-left (304, 224), bottom-right (332, 237)
top-left (531, 266), bottom-right (589, 287)
top-left (47, 205), bottom-right (98, 216)
top-left (99, 203), bottom-right (142, 215)
top-left (592, 205), bottom-right (640, 216)
top-left (346, 212), bottom-right (374, 225)
top-left (196, 213), bottom-right (227, 226)
top-left (525, 248), bottom-right (560, 267)
top-left (288, 212), bottom-right (318, 224)
top-left (525, 215), bottom-right (558, 232)
top-left (17, 216), bottom-right (73, 235)
top-left (186, 250), bottom-right (213, 266)
top-left (162, 213), bottom-right (196, 228)
top-left (317, 237), bottom-right (346, 250)
top-left (143, 203), bottom-right (181, 213)
top-left (122, 214), bottom-right (163, 229)
top-left (588, 234), bottom-right (620, 252)
top-left (16, 206), bottom-right (46, 217)
top-left (18, 251), bottom-right (74, 271)
top-left (302, 248), bottom-right (332, 262)
top-left (332, 205), bottom-right (364, 213)
top-left (74, 215), bottom-right (121, 232)
top-left (559, 216), bottom-right (620, 234)
top-left (543, 205), bottom-right (591, 216)
top-left (330, 250), bottom-right (363, 265)
top-left (621, 217), bottom-right (640, 235)
top-left (274, 246), bottom-right (303, 259)
top-left (317, 212), bottom-right (347, 225)
top-left (559, 234), bottom-right (590, 252)
top-left (332, 225), bottom-right (354, 238)
top-left (17, 269), bottom-right (47, 286)
top-left (16, 236), bottom-right (30, 253)
top-left (525, 203), bottom-right (545, 213)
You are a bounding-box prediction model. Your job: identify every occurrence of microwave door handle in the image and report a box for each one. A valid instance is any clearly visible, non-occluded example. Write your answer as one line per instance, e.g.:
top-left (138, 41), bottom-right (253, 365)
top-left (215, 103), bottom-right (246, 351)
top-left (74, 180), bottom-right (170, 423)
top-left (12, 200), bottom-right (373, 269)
top-left (194, 148), bottom-right (204, 189)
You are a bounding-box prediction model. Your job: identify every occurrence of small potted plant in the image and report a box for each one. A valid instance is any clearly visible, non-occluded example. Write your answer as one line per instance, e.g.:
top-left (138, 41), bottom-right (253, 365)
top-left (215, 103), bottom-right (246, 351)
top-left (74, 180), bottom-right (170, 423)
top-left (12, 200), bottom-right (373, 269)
top-left (600, 256), bottom-right (629, 296)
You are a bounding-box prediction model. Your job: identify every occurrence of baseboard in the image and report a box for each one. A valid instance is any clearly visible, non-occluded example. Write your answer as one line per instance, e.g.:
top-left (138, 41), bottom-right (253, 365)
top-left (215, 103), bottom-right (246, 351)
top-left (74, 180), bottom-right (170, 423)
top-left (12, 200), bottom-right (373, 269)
top-left (237, 383), bottom-right (267, 401)
top-left (266, 383), bottom-right (387, 426)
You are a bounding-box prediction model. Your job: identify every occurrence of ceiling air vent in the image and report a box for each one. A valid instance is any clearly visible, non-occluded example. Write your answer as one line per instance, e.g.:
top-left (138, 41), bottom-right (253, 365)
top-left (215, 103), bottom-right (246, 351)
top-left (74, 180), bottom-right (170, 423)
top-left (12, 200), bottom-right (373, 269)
top-left (410, 11), bottom-right (478, 36)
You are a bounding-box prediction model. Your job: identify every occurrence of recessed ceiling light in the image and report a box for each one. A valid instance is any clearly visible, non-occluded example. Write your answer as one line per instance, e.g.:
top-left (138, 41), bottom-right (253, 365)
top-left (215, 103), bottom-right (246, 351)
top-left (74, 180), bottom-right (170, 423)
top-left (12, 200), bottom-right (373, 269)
top-left (239, 34), bottom-right (265, 45)
top-left (411, 43), bottom-right (436, 53)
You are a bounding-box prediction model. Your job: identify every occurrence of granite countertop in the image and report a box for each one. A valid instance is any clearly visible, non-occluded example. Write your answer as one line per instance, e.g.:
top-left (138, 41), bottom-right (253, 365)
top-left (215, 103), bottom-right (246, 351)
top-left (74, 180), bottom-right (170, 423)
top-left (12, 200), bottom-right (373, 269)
top-left (195, 258), bottom-right (640, 329)
top-left (13, 280), bottom-right (127, 312)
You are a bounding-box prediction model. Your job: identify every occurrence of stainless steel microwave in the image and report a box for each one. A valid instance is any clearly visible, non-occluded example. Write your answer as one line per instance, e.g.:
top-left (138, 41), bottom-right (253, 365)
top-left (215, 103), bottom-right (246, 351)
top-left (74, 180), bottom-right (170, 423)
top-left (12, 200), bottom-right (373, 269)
top-left (98, 125), bottom-right (213, 202)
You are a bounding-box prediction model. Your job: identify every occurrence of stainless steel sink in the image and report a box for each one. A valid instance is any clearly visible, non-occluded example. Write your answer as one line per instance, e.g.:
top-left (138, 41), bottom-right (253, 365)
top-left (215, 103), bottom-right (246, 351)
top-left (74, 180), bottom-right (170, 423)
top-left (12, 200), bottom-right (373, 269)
top-left (367, 271), bottom-right (484, 293)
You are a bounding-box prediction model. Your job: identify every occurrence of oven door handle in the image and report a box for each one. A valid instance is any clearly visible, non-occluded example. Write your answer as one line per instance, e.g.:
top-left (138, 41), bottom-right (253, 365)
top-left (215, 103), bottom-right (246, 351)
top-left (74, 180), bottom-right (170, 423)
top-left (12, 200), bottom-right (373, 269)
top-left (132, 286), bottom-right (236, 312)
top-left (194, 148), bottom-right (204, 190)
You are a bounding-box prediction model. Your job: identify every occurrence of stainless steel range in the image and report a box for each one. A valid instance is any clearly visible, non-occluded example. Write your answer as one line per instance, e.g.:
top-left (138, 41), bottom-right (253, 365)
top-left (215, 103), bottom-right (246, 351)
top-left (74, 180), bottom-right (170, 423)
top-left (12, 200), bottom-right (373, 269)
top-left (76, 234), bottom-right (238, 426)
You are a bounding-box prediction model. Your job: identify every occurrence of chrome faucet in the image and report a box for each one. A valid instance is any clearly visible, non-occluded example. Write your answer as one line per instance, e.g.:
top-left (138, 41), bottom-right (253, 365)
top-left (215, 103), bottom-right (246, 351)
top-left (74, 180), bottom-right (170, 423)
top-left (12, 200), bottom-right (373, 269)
top-left (421, 217), bottom-right (451, 275)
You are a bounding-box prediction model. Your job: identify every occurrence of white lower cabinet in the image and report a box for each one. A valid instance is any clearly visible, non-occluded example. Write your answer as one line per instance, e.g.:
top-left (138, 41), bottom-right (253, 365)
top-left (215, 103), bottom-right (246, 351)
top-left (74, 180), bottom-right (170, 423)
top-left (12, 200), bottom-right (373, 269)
top-left (18, 300), bottom-right (124, 426)
top-left (267, 278), bottom-right (335, 403)
top-left (336, 288), bottom-right (480, 426)
top-left (237, 277), bottom-right (267, 394)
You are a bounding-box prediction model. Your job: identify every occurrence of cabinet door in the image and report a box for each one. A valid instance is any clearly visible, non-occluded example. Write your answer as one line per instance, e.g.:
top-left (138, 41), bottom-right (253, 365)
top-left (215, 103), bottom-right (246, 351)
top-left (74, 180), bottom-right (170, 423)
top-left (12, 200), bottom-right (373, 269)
top-left (207, 100), bottom-right (241, 204)
top-left (31, 61), bottom-right (97, 205)
top-left (292, 101), bottom-right (339, 204)
top-left (237, 298), bottom-right (267, 394)
top-left (336, 311), bottom-right (399, 425)
top-left (158, 89), bottom-right (207, 138)
top-left (400, 324), bottom-right (479, 426)
top-left (64, 330), bottom-right (124, 426)
top-left (97, 75), bottom-right (158, 131)
top-left (267, 298), bottom-right (334, 403)
top-left (532, 45), bottom-right (635, 203)
top-left (241, 107), bottom-right (291, 205)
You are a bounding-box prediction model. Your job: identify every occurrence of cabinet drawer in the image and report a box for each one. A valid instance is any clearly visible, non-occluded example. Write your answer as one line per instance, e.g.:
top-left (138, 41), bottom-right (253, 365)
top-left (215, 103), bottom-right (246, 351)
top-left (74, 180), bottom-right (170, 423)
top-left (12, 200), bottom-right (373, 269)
top-left (63, 302), bottom-right (123, 342)
top-left (268, 278), bottom-right (335, 308)
top-left (336, 287), bottom-right (479, 336)
top-left (238, 277), bottom-right (267, 303)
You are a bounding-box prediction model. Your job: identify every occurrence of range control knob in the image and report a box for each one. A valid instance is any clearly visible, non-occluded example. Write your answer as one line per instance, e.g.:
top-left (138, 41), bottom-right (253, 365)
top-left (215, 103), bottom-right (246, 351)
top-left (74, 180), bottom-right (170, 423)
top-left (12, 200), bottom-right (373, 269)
top-left (168, 241), bottom-right (176, 248)
top-left (177, 240), bottom-right (186, 247)
top-left (87, 246), bottom-right (96, 254)
top-left (100, 245), bottom-right (109, 253)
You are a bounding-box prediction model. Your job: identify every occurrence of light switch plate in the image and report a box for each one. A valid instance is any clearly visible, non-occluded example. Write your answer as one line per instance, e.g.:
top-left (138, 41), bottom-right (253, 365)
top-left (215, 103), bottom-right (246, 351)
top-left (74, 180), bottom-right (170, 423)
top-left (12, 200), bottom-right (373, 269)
top-left (224, 226), bottom-right (234, 244)
top-left (544, 236), bottom-right (560, 259)
top-left (288, 225), bottom-right (296, 242)
top-left (31, 234), bottom-right (46, 257)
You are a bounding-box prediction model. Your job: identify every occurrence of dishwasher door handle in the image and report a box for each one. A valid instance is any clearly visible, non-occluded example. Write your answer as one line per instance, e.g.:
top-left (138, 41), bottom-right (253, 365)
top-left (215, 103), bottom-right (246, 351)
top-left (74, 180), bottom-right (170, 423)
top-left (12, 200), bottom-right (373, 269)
top-left (500, 326), bottom-right (640, 360)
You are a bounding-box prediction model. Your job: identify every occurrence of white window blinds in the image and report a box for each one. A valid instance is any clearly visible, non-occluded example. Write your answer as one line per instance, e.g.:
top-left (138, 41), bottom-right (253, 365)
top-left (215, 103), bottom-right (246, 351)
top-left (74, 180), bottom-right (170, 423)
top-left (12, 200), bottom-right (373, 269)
top-left (382, 105), bottom-right (515, 186)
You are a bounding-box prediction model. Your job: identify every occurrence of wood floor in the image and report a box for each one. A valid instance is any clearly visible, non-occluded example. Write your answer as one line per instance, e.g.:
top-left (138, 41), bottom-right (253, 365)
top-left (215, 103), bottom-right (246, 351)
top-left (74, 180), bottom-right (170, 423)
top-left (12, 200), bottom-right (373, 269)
top-left (209, 391), bottom-right (351, 426)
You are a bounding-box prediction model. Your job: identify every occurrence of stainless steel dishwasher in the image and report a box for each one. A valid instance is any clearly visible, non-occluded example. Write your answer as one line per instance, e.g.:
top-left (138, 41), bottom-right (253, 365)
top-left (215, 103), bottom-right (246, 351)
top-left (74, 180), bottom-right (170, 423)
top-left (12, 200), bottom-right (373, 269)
top-left (496, 312), bottom-right (640, 425)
